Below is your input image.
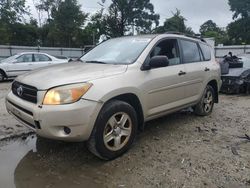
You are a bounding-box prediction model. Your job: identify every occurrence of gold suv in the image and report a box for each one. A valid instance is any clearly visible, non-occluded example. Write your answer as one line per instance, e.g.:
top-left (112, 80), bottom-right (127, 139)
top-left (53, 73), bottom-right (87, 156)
top-left (6, 34), bottom-right (222, 160)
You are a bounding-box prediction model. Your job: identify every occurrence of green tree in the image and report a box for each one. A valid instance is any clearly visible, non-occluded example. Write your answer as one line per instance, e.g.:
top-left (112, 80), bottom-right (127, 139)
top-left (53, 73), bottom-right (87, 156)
top-left (81, 11), bottom-right (106, 45)
top-left (9, 22), bottom-right (39, 46)
top-left (103, 0), bottom-right (160, 37)
top-left (228, 0), bottom-right (250, 44)
top-left (0, 0), bottom-right (27, 24)
top-left (0, 0), bottom-right (30, 45)
top-left (227, 18), bottom-right (250, 44)
top-left (48, 0), bottom-right (88, 47)
top-left (202, 30), bottom-right (229, 45)
top-left (154, 9), bottom-right (194, 35)
top-left (200, 20), bottom-right (220, 35)
top-left (35, 0), bottom-right (61, 21)
top-left (228, 0), bottom-right (250, 19)
top-left (0, 22), bottom-right (10, 44)
top-left (200, 20), bottom-right (229, 45)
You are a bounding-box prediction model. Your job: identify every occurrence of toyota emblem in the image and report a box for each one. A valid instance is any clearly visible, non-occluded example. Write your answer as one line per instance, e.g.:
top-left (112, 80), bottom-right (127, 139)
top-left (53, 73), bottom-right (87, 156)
top-left (17, 86), bottom-right (23, 97)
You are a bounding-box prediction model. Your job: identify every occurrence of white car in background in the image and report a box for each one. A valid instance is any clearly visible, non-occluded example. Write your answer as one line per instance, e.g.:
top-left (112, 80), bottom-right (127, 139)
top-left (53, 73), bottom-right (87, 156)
top-left (0, 52), bottom-right (69, 81)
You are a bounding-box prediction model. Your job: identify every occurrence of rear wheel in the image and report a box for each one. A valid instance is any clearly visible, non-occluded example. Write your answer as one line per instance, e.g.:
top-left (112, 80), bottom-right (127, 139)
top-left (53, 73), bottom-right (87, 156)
top-left (87, 100), bottom-right (138, 160)
top-left (194, 85), bottom-right (215, 116)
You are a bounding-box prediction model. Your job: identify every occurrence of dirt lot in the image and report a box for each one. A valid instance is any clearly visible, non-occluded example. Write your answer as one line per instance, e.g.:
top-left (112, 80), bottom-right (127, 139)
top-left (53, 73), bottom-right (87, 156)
top-left (0, 82), bottom-right (249, 188)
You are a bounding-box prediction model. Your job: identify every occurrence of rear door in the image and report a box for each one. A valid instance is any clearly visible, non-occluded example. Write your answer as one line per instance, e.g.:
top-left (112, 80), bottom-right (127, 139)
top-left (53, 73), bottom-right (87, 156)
top-left (199, 42), bottom-right (214, 81)
top-left (7, 54), bottom-right (33, 77)
top-left (33, 54), bottom-right (53, 69)
top-left (178, 39), bottom-right (206, 103)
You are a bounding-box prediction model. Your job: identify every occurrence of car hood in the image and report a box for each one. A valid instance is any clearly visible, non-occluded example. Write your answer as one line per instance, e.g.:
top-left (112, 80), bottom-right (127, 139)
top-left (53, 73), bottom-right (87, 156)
top-left (16, 62), bottom-right (128, 90)
top-left (222, 68), bottom-right (250, 78)
top-left (0, 60), bottom-right (10, 65)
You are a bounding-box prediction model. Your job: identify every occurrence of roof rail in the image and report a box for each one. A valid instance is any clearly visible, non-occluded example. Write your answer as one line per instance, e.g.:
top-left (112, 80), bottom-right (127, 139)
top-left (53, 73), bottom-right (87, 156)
top-left (164, 31), bottom-right (207, 43)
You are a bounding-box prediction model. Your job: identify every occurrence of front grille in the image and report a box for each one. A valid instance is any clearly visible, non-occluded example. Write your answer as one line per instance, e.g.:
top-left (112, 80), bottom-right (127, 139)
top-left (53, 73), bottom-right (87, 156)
top-left (12, 81), bottom-right (38, 104)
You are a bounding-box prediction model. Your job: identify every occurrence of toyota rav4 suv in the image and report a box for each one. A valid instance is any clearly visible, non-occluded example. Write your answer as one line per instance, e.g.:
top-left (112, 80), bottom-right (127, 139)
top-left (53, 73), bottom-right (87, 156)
top-left (6, 34), bottom-right (221, 160)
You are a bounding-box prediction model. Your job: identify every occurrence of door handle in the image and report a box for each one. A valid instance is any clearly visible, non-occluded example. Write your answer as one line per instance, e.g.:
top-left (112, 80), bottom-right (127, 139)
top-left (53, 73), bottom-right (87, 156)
top-left (204, 67), bottom-right (210, 72)
top-left (178, 71), bottom-right (186, 76)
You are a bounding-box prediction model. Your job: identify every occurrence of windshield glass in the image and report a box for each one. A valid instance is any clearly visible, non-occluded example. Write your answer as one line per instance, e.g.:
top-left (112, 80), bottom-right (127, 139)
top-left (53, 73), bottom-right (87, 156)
top-left (239, 56), bottom-right (250, 68)
top-left (80, 37), bottom-right (153, 64)
top-left (0, 55), bottom-right (19, 63)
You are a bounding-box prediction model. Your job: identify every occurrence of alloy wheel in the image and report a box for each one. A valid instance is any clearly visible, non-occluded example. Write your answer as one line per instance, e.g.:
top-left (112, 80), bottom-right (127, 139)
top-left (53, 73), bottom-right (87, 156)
top-left (103, 112), bottom-right (132, 151)
top-left (203, 90), bottom-right (213, 113)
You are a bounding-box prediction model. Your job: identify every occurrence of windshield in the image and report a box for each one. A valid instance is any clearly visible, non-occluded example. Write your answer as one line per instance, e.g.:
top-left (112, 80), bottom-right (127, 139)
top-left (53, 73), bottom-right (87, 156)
top-left (239, 56), bottom-right (250, 68)
top-left (0, 55), bottom-right (19, 63)
top-left (80, 37), bottom-right (153, 64)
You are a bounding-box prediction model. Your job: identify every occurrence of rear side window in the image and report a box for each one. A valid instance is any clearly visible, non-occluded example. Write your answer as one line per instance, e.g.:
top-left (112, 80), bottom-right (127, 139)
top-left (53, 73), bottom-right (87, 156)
top-left (200, 43), bottom-right (211, 61)
top-left (34, 54), bottom-right (51, 62)
top-left (180, 40), bottom-right (201, 63)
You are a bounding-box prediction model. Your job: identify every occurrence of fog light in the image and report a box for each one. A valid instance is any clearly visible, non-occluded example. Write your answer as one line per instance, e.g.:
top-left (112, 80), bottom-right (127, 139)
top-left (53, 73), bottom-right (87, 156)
top-left (63, 127), bottom-right (71, 135)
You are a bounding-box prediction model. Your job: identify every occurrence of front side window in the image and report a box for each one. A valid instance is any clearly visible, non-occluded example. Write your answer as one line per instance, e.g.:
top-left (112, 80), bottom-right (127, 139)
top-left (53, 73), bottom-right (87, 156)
top-left (200, 43), bottom-right (211, 61)
top-left (16, 54), bottom-right (33, 63)
top-left (80, 37), bottom-right (153, 64)
top-left (150, 39), bottom-right (181, 66)
top-left (180, 40), bottom-right (201, 63)
top-left (34, 54), bottom-right (51, 62)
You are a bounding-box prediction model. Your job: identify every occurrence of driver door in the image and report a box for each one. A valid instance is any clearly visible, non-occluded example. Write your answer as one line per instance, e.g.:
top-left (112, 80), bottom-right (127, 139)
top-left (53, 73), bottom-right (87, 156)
top-left (7, 54), bottom-right (33, 77)
top-left (142, 38), bottom-right (187, 118)
top-left (33, 54), bottom-right (53, 69)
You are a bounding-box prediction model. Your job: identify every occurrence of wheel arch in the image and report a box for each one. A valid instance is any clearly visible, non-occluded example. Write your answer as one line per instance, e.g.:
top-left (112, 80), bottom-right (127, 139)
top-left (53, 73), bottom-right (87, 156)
top-left (0, 69), bottom-right (7, 79)
top-left (104, 93), bottom-right (145, 131)
top-left (207, 79), bottom-right (219, 103)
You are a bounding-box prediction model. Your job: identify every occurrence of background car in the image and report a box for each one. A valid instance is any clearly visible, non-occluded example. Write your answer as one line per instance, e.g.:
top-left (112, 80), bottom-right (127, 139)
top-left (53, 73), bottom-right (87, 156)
top-left (54, 55), bottom-right (73, 62)
top-left (0, 52), bottom-right (69, 81)
top-left (221, 53), bottom-right (250, 94)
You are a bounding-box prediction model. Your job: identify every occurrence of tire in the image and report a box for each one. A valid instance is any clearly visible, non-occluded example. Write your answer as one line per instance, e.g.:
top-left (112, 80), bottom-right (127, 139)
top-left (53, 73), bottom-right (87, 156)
top-left (194, 85), bottom-right (215, 116)
top-left (0, 71), bottom-right (5, 82)
top-left (87, 100), bottom-right (138, 160)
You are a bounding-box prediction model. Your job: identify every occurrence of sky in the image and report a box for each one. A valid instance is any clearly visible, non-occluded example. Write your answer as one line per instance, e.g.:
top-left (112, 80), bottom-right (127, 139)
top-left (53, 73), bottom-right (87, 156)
top-left (26, 0), bottom-right (234, 33)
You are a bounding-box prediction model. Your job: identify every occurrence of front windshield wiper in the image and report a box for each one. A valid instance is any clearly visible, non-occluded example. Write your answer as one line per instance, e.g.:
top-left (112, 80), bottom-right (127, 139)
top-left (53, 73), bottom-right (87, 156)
top-left (85, 60), bottom-right (107, 64)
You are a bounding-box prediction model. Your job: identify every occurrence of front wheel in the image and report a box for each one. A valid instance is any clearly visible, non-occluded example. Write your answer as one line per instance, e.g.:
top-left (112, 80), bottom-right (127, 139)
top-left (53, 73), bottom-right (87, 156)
top-left (194, 85), bottom-right (215, 116)
top-left (87, 100), bottom-right (138, 160)
top-left (0, 71), bottom-right (5, 82)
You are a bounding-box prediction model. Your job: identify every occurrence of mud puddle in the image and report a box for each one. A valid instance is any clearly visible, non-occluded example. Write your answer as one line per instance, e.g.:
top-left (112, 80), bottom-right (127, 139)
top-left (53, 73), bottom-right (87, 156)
top-left (0, 135), bottom-right (117, 188)
top-left (0, 136), bottom-right (36, 188)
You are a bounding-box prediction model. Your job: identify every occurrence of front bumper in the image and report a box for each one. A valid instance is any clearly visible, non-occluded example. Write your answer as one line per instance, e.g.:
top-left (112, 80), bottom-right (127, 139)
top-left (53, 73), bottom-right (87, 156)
top-left (6, 91), bottom-right (102, 142)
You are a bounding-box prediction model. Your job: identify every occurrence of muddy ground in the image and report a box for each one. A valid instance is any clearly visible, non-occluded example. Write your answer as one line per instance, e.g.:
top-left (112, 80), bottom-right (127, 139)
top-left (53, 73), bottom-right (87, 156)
top-left (0, 81), bottom-right (32, 140)
top-left (0, 81), bottom-right (249, 188)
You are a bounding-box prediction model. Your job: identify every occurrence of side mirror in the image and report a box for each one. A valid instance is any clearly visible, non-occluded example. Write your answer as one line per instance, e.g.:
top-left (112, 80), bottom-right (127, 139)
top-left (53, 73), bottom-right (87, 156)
top-left (142, 56), bottom-right (169, 70)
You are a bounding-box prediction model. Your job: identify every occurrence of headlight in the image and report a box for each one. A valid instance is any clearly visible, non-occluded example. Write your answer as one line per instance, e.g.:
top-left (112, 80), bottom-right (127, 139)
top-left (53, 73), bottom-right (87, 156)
top-left (43, 83), bottom-right (92, 105)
